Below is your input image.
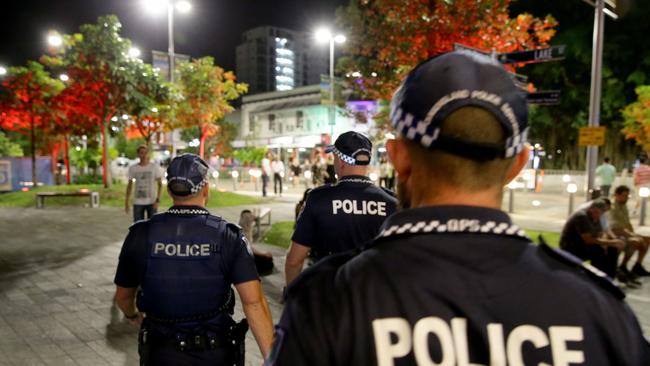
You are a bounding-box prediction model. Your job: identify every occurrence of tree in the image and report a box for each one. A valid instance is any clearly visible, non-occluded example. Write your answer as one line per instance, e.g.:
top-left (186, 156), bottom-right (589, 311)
top-left (511, 0), bottom-right (650, 169)
top-left (0, 131), bottom-right (23, 157)
top-left (622, 86), bottom-right (650, 154)
top-left (43, 15), bottom-right (140, 187)
top-left (0, 61), bottom-right (64, 184)
top-left (336, 0), bottom-right (558, 104)
top-left (123, 62), bottom-right (173, 146)
top-left (174, 57), bottom-right (247, 159)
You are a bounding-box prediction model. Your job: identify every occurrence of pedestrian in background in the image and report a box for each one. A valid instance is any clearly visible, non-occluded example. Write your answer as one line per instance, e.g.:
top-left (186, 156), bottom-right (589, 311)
top-left (261, 152), bottom-right (272, 197)
top-left (125, 145), bottom-right (162, 222)
top-left (595, 156), bottom-right (616, 197)
top-left (271, 155), bottom-right (284, 196)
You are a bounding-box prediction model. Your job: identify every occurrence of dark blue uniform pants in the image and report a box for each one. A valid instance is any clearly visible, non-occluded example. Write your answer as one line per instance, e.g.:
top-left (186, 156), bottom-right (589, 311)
top-left (140, 344), bottom-right (230, 366)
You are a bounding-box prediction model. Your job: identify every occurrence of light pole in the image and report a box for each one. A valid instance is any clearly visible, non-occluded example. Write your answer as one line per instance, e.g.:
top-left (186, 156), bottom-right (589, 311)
top-left (583, 0), bottom-right (617, 198)
top-left (143, 0), bottom-right (191, 82)
top-left (0, 66), bottom-right (7, 76)
top-left (315, 28), bottom-right (345, 141)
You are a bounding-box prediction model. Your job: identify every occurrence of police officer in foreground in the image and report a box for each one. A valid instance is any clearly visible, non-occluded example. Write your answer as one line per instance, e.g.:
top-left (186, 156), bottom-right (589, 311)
top-left (267, 52), bottom-right (650, 365)
top-left (114, 154), bottom-right (273, 365)
top-left (284, 131), bottom-right (398, 286)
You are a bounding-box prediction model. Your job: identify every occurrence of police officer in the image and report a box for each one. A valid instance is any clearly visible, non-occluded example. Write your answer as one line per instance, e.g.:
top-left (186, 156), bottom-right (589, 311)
top-left (285, 131), bottom-right (398, 286)
top-left (114, 154), bottom-right (273, 365)
top-left (267, 52), bottom-right (650, 365)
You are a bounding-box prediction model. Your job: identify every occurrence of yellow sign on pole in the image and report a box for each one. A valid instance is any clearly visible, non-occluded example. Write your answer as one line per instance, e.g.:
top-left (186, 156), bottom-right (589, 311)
top-left (578, 126), bottom-right (606, 146)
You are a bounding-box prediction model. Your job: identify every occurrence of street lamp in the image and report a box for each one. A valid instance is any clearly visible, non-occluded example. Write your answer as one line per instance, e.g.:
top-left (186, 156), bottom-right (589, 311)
top-left (142, 0), bottom-right (191, 83)
top-left (0, 66), bottom-right (7, 76)
top-left (59, 74), bottom-right (69, 82)
top-left (315, 27), bottom-right (345, 139)
top-left (128, 47), bottom-right (142, 59)
top-left (47, 32), bottom-right (63, 47)
top-left (231, 170), bottom-right (239, 191)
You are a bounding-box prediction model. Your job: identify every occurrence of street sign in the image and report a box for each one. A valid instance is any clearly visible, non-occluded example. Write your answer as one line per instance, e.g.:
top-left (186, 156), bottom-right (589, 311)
top-left (527, 91), bottom-right (561, 105)
top-left (578, 126), bottom-right (606, 146)
top-left (497, 45), bottom-right (566, 65)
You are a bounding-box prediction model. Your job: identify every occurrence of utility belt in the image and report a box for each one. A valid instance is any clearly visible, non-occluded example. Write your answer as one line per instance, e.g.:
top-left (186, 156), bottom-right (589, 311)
top-left (308, 249), bottom-right (334, 262)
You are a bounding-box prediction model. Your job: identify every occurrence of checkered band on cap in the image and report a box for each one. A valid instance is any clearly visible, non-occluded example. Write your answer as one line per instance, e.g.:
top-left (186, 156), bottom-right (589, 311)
top-left (389, 51), bottom-right (529, 160)
top-left (390, 100), bottom-right (529, 159)
top-left (167, 175), bottom-right (208, 195)
top-left (331, 147), bottom-right (357, 165)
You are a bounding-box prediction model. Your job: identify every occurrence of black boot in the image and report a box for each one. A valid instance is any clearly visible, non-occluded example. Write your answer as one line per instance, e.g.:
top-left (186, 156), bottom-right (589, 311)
top-left (632, 263), bottom-right (650, 277)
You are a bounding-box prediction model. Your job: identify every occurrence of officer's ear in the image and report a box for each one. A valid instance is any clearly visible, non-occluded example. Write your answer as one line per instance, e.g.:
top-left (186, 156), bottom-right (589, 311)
top-left (386, 138), bottom-right (411, 182)
top-left (505, 143), bottom-right (530, 185)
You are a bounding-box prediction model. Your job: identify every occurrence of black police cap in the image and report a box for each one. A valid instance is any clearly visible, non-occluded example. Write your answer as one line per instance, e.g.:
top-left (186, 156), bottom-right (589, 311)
top-left (325, 131), bottom-right (373, 166)
top-left (166, 154), bottom-right (209, 196)
top-left (390, 50), bottom-right (528, 161)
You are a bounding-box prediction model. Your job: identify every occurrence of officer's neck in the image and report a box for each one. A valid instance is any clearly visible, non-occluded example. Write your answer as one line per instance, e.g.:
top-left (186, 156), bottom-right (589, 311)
top-left (172, 196), bottom-right (206, 207)
top-left (338, 166), bottom-right (368, 178)
top-left (411, 184), bottom-right (503, 210)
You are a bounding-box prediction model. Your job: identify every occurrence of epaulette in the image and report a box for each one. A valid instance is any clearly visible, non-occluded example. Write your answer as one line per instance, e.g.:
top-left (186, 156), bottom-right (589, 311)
top-left (538, 242), bottom-right (625, 300)
top-left (380, 186), bottom-right (396, 197)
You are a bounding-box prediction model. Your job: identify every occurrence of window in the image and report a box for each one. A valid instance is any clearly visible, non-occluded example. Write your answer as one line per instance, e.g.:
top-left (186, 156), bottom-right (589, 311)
top-left (268, 114), bottom-right (276, 132)
top-left (296, 111), bottom-right (304, 129)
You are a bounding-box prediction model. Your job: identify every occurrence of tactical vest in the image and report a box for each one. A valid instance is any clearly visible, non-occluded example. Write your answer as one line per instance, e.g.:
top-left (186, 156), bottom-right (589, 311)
top-left (136, 213), bottom-right (236, 322)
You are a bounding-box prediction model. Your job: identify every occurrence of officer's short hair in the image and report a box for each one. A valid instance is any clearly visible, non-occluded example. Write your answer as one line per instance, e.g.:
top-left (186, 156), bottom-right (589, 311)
top-left (405, 106), bottom-right (515, 192)
top-left (589, 199), bottom-right (608, 211)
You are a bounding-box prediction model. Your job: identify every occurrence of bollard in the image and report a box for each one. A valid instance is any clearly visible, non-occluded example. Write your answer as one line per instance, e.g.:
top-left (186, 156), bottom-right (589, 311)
top-left (567, 183), bottom-right (577, 216)
top-left (231, 170), bottom-right (239, 191)
top-left (509, 187), bottom-right (514, 213)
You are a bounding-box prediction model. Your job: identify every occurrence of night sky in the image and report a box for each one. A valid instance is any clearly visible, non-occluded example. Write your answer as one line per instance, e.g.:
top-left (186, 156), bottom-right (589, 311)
top-left (0, 0), bottom-right (348, 71)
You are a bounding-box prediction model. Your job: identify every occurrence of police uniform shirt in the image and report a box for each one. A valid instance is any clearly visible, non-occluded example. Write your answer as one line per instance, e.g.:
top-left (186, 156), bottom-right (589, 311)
top-left (268, 206), bottom-right (650, 366)
top-left (292, 175), bottom-right (398, 255)
top-left (114, 205), bottom-right (259, 319)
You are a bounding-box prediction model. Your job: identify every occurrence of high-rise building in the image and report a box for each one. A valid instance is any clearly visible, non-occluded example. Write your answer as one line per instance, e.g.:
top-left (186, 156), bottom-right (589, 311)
top-left (236, 26), bottom-right (328, 94)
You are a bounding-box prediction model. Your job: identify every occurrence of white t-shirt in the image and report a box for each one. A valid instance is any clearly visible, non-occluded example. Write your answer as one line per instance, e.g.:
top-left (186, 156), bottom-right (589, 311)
top-left (272, 160), bottom-right (285, 174)
top-left (261, 158), bottom-right (272, 176)
top-left (128, 162), bottom-right (162, 205)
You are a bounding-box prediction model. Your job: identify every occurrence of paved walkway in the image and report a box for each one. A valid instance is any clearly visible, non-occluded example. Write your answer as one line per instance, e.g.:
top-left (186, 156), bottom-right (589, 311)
top-left (0, 187), bottom-right (649, 365)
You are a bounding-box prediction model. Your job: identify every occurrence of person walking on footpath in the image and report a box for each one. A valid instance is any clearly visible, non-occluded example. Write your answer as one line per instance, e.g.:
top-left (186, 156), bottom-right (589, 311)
top-left (261, 152), bottom-right (272, 197)
top-left (595, 157), bottom-right (616, 197)
top-left (266, 51), bottom-right (650, 366)
top-left (284, 131), bottom-right (398, 287)
top-left (115, 154), bottom-right (273, 365)
top-left (125, 145), bottom-right (162, 222)
top-left (271, 155), bottom-right (284, 196)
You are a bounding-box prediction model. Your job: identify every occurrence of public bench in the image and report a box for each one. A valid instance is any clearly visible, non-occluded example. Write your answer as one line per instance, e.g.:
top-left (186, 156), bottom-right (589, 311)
top-left (35, 191), bottom-right (100, 208)
top-left (254, 207), bottom-right (272, 240)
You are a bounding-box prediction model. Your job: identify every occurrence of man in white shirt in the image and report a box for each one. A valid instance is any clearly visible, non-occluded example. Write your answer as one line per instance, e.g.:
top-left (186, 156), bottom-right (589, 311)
top-left (272, 156), bottom-right (285, 196)
top-left (125, 145), bottom-right (162, 222)
top-left (261, 152), bottom-right (272, 197)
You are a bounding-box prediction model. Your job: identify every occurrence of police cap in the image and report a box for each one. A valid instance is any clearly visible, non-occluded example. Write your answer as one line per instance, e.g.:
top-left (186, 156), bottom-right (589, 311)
top-left (325, 131), bottom-right (372, 166)
top-left (390, 50), bottom-right (528, 161)
top-left (166, 153), bottom-right (209, 196)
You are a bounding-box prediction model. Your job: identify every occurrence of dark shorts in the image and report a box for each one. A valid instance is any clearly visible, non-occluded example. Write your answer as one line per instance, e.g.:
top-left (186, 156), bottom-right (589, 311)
top-left (565, 244), bottom-right (617, 278)
top-left (133, 204), bottom-right (156, 222)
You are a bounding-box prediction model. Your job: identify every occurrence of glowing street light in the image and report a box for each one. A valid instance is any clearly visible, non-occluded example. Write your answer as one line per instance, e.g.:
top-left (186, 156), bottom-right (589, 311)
top-left (128, 47), bottom-right (142, 58)
top-left (315, 26), bottom-right (346, 138)
top-left (47, 32), bottom-right (63, 47)
top-left (0, 66), bottom-right (7, 76)
top-left (59, 74), bottom-right (69, 82)
top-left (176, 0), bottom-right (192, 13)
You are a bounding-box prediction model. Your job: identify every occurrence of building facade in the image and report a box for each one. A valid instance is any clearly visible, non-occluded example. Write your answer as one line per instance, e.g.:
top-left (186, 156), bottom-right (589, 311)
top-left (236, 26), bottom-right (328, 94)
top-left (233, 85), bottom-right (377, 152)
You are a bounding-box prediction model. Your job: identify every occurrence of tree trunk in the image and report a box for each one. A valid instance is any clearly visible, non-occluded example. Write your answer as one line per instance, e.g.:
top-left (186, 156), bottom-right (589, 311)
top-left (30, 113), bottom-right (37, 187)
top-left (100, 118), bottom-right (112, 188)
top-left (64, 135), bottom-right (71, 184)
top-left (199, 125), bottom-right (207, 159)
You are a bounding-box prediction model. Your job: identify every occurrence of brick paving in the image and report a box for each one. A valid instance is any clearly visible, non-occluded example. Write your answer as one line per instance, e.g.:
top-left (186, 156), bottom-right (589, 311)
top-left (0, 189), bottom-right (649, 365)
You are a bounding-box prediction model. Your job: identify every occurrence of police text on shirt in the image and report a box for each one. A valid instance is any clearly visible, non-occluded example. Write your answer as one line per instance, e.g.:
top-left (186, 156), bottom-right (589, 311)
top-left (153, 243), bottom-right (211, 257)
top-left (373, 317), bottom-right (583, 366)
top-left (332, 199), bottom-right (387, 216)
